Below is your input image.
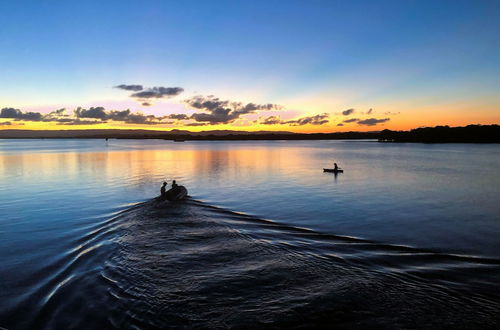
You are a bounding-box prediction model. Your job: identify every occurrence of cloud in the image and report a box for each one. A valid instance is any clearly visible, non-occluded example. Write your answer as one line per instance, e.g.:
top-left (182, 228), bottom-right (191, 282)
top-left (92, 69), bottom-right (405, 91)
top-left (106, 109), bottom-right (132, 121)
top-left (189, 111), bottom-right (237, 124)
top-left (42, 108), bottom-right (71, 122)
top-left (166, 114), bottom-right (190, 120)
top-left (115, 84), bottom-right (184, 106)
top-left (285, 113), bottom-right (329, 126)
top-left (1, 107), bottom-right (100, 125)
top-left (74, 107), bottom-right (107, 120)
top-left (339, 116), bottom-right (390, 126)
top-left (342, 108), bottom-right (355, 116)
top-left (185, 122), bottom-right (208, 126)
top-left (0, 107), bottom-right (43, 121)
top-left (261, 115), bottom-right (282, 125)
top-left (115, 84), bottom-right (143, 91)
top-left (357, 118), bottom-right (390, 126)
top-left (260, 113), bottom-right (330, 126)
top-left (367, 108), bottom-right (373, 114)
top-left (50, 108), bottom-right (67, 116)
top-left (384, 111), bottom-right (400, 116)
top-left (0, 121), bottom-right (13, 125)
top-left (122, 113), bottom-right (163, 125)
top-left (185, 95), bottom-right (282, 124)
top-left (337, 123), bottom-right (344, 126)
top-left (131, 86), bottom-right (184, 99)
top-left (0, 106), bottom-right (175, 126)
top-left (73, 107), bottom-right (164, 124)
top-left (343, 118), bottom-right (359, 123)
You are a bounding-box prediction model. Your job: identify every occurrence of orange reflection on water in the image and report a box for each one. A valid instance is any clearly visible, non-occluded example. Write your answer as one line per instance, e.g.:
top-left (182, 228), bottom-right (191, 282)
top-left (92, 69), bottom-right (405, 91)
top-left (0, 145), bottom-right (314, 187)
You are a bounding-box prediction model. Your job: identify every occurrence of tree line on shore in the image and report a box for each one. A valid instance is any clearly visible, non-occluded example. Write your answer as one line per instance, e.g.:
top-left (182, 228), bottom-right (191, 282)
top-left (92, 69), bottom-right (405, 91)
top-left (378, 125), bottom-right (499, 143)
top-left (0, 125), bottom-right (498, 142)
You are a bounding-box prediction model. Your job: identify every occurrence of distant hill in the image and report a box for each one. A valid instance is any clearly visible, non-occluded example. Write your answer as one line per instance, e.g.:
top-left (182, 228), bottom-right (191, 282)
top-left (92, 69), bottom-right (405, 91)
top-left (379, 125), bottom-right (500, 143)
top-left (0, 129), bottom-right (164, 139)
top-left (0, 129), bottom-right (291, 138)
top-left (2, 125), bottom-right (497, 142)
top-left (0, 129), bottom-right (377, 140)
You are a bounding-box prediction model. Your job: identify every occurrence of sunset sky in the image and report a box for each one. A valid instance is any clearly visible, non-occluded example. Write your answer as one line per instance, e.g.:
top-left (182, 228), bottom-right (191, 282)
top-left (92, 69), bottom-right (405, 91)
top-left (1, 0), bottom-right (499, 132)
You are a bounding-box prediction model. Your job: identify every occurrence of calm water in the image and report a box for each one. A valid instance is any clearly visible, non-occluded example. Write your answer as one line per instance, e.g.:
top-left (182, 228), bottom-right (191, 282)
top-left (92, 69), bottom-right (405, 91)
top-left (1, 139), bottom-right (499, 329)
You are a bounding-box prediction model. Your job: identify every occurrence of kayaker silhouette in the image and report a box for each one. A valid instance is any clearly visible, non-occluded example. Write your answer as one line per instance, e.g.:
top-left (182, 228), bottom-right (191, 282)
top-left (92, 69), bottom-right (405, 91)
top-left (333, 163), bottom-right (339, 171)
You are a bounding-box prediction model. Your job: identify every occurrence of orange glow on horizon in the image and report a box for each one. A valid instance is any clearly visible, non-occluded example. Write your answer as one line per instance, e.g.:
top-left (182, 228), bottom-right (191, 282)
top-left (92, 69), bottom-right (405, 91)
top-left (1, 101), bottom-right (499, 133)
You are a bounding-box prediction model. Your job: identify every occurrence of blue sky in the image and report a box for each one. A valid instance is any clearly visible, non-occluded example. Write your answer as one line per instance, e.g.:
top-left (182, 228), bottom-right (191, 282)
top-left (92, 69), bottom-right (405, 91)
top-left (0, 0), bottom-right (499, 131)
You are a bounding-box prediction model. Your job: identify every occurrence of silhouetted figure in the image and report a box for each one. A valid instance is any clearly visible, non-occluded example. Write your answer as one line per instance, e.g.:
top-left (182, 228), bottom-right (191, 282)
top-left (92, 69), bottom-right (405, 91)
top-left (172, 180), bottom-right (178, 188)
top-left (333, 163), bottom-right (339, 171)
top-left (160, 181), bottom-right (168, 198)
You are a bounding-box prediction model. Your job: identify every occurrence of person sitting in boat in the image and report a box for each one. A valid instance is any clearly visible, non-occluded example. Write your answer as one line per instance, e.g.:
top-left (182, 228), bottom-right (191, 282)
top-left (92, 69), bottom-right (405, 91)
top-left (333, 163), bottom-right (339, 171)
top-left (172, 180), bottom-right (178, 189)
top-left (160, 181), bottom-right (168, 197)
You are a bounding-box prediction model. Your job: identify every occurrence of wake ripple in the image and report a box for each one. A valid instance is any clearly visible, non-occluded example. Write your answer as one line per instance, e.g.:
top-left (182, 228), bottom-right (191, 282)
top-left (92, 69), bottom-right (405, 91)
top-left (2, 198), bottom-right (500, 329)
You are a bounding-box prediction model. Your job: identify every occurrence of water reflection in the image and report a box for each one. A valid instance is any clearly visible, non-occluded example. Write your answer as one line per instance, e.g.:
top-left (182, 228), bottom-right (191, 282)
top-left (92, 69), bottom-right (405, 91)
top-left (1, 140), bottom-right (499, 257)
top-left (1, 147), bottom-right (296, 189)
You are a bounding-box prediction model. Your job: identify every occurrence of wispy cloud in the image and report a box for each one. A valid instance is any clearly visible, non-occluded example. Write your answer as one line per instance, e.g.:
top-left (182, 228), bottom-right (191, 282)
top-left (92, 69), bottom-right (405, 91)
top-left (261, 115), bottom-right (282, 125)
top-left (285, 113), bottom-right (329, 126)
top-left (260, 113), bottom-right (330, 126)
top-left (339, 116), bottom-right (391, 126)
top-left (343, 118), bottom-right (359, 123)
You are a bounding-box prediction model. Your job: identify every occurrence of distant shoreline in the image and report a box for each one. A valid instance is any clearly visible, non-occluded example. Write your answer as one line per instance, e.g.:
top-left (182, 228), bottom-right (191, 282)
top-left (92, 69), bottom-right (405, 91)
top-left (0, 129), bottom-right (378, 140)
top-left (0, 125), bottom-right (498, 143)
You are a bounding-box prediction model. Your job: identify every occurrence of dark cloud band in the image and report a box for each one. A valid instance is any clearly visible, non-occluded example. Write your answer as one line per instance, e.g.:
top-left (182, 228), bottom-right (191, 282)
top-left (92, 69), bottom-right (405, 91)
top-left (260, 113), bottom-right (330, 126)
top-left (1, 107), bottom-right (170, 125)
top-left (357, 118), bottom-right (390, 126)
top-left (131, 87), bottom-right (184, 99)
top-left (114, 84), bottom-right (143, 91)
top-left (0, 108), bottom-right (43, 121)
top-left (115, 84), bottom-right (184, 106)
top-left (343, 118), bottom-right (359, 123)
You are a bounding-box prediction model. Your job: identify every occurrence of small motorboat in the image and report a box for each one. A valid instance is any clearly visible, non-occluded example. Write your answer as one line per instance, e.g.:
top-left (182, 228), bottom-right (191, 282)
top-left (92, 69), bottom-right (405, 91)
top-left (164, 185), bottom-right (188, 201)
top-left (323, 168), bottom-right (344, 173)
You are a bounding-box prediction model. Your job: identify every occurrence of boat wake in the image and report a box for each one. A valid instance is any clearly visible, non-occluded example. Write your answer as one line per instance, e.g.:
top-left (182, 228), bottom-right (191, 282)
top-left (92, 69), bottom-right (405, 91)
top-left (2, 198), bottom-right (500, 329)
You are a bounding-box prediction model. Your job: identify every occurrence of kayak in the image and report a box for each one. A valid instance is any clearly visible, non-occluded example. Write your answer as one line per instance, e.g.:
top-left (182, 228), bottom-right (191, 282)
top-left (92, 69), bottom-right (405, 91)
top-left (165, 185), bottom-right (188, 201)
top-left (323, 168), bottom-right (344, 173)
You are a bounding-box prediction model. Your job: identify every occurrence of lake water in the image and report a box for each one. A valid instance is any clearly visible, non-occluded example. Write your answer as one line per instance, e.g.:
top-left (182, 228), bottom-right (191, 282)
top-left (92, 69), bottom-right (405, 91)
top-left (1, 139), bottom-right (499, 329)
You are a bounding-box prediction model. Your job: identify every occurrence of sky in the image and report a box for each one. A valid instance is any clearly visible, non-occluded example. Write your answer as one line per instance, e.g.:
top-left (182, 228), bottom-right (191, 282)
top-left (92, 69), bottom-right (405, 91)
top-left (0, 0), bottom-right (499, 132)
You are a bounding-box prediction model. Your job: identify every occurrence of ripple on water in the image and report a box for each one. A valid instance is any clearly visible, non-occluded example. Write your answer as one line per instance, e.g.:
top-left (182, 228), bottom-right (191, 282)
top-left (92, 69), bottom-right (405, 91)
top-left (2, 199), bottom-right (500, 329)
